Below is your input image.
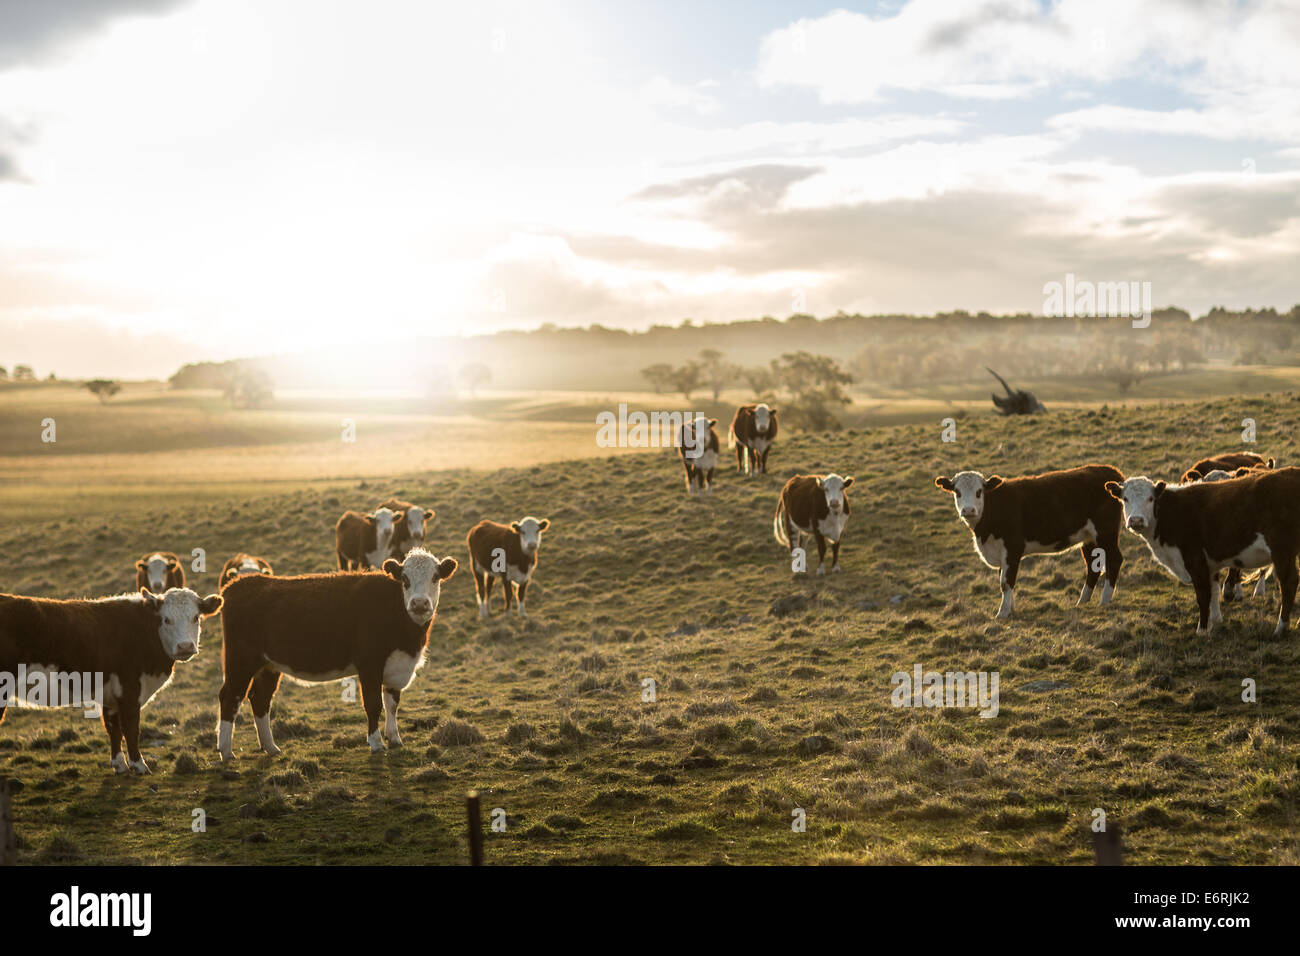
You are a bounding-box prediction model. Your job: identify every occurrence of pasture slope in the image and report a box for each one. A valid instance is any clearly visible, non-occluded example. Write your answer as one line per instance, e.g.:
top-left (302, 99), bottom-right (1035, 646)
top-left (1, 394), bottom-right (1298, 865)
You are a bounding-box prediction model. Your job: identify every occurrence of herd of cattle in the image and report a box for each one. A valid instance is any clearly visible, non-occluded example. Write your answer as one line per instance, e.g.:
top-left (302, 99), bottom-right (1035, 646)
top-left (0, 399), bottom-right (1291, 775)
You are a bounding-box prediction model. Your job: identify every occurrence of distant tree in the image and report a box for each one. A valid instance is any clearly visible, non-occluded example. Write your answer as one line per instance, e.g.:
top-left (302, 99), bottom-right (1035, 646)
top-left (84, 379), bottom-right (121, 404)
top-left (670, 361), bottom-right (704, 401)
top-left (742, 365), bottom-right (779, 398)
top-left (13, 364), bottom-right (34, 382)
top-left (0, 366), bottom-right (7, 381)
top-left (698, 349), bottom-right (740, 401)
top-left (640, 363), bottom-right (675, 394)
top-left (771, 351), bottom-right (853, 430)
top-left (222, 367), bottom-right (274, 408)
top-left (457, 361), bottom-right (491, 398)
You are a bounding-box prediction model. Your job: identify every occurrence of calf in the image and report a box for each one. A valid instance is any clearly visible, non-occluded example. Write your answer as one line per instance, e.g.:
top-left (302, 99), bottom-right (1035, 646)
top-left (728, 403), bottom-right (778, 476)
top-left (217, 547), bottom-right (457, 758)
top-left (135, 552), bottom-right (184, 593)
top-left (773, 474), bottom-right (854, 574)
top-left (467, 517), bottom-right (550, 618)
top-left (678, 416), bottom-right (720, 494)
top-left (1107, 468), bottom-right (1300, 635)
top-left (220, 553), bottom-right (274, 589)
top-left (380, 498), bottom-right (436, 558)
top-left (935, 465), bottom-right (1125, 618)
top-left (0, 587), bottom-right (221, 773)
top-left (334, 507), bottom-right (398, 570)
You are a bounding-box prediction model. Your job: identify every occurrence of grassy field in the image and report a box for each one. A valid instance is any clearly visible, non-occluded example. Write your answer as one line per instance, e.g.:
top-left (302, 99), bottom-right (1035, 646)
top-left (1, 383), bottom-right (1298, 864)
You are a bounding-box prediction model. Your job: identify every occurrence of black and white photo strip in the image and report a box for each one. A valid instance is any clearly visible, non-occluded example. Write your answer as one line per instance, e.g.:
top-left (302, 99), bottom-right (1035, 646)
top-left (0, 0), bottom-right (1287, 938)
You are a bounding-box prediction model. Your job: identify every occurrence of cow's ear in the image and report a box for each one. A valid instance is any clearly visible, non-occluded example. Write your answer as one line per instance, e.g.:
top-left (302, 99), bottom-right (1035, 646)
top-left (1234, 467), bottom-right (1251, 477)
top-left (136, 559), bottom-right (148, 570)
top-left (199, 594), bottom-right (223, 616)
top-left (510, 521), bottom-right (521, 533)
top-left (437, 557), bottom-right (458, 580)
top-left (382, 558), bottom-right (402, 580)
top-left (1267, 458), bottom-right (1276, 468)
top-left (1104, 481), bottom-right (1123, 499)
top-left (769, 407), bottom-right (777, 415)
top-left (985, 476), bottom-right (1003, 490)
top-left (1181, 469), bottom-right (1201, 483)
top-left (139, 587), bottom-right (161, 610)
top-left (222, 567), bottom-right (237, 583)
top-left (166, 555), bottom-right (179, 567)
top-left (934, 476), bottom-right (954, 491)
top-left (537, 518), bottom-right (550, 531)
top-left (260, 562), bottom-right (273, 574)
top-left (424, 509), bottom-right (434, 521)
top-left (1154, 480), bottom-right (1167, 496)
top-left (842, 477), bottom-right (854, 490)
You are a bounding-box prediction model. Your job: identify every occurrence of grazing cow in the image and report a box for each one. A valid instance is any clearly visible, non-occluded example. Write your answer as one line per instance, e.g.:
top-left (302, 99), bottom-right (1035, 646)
top-left (217, 548), bottom-right (457, 758)
top-left (380, 498), bottom-right (435, 558)
top-left (678, 416), bottom-right (719, 494)
top-left (1106, 467), bottom-right (1300, 635)
top-left (135, 552), bottom-right (184, 593)
top-left (334, 507), bottom-right (399, 570)
top-left (935, 465), bottom-right (1125, 618)
top-left (467, 517), bottom-right (551, 618)
top-left (1183, 451), bottom-right (1273, 484)
top-left (220, 553), bottom-right (274, 589)
top-left (1179, 465), bottom-right (1274, 601)
top-left (0, 587), bottom-right (221, 773)
top-left (773, 474), bottom-right (855, 574)
top-left (728, 403), bottom-right (779, 476)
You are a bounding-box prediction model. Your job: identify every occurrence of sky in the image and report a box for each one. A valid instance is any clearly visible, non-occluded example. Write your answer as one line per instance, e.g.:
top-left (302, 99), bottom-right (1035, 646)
top-left (1, 0), bottom-right (1298, 378)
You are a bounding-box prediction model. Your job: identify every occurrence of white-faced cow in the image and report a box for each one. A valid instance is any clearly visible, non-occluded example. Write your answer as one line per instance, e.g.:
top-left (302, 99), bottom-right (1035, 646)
top-left (334, 507), bottom-right (398, 570)
top-left (135, 552), bottom-right (184, 593)
top-left (467, 517), bottom-right (551, 618)
top-left (1179, 464), bottom-right (1275, 601)
top-left (773, 474), bottom-right (854, 574)
top-left (220, 553), bottom-right (274, 589)
top-left (678, 417), bottom-right (719, 494)
top-left (217, 548), bottom-right (457, 758)
top-left (0, 587), bottom-right (221, 773)
top-left (1182, 451), bottom-right (1273, 485)
top-left (1106, 468), bottom-right (1300, 636)
top-left (380, 498), bottom-right (435, 558)
top-left (935, 465), bottom-right (1125, 619)
top-left (728, 403), bottom-right (778, 476)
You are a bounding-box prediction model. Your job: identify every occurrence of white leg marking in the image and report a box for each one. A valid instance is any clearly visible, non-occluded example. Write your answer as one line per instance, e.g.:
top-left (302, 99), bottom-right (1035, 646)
top-left (129, 757), bottom-right (150, 774)
top-left (996, 569), bottom-right (1013, 619)
top-left (1254, 572), bottom-right (1269, 598)
top-left (367, 729), bottom-right (385, 752)
top-left (1209, 583), bottom-right (1223, 626)
top-left (254, 713), bottom-right (281, 756)
top-left (1078, 583), bottom-right (1094, 605)
top-left (383, 690), bottom-right (401, 747)
top-left (218, 719), bottom-right (234, 760)
top-left (1100, 580), bottom-right (1115, 606)
top-left (111, 752), bottom-right (128, 774)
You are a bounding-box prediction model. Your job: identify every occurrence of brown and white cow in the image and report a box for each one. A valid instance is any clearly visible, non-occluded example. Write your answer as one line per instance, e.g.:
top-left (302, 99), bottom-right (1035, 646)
top-left (135, 551), bottom-right (184, 593)
top-left (728, 403), bottom-right (778, 476)
top-left (380, 498), bottom-right (435, 558)
top-left (1179, 464), bottom-right (1274, 601)
top-left (773, 474), bottom-right (854, 574)
top-left (1182, 451), bottom-right (1273, 485)
top-left (334, 507), bottom-right (399, 570)
top-left (678, 416), bottom-right (720, 494)
top-left (935, 465), bottom-right (1125, 618)
top-left (0, 587), bottom-right (221, 773)
top-left (217, 547), bottom-right (457, 758)
top-left (220, 553), bottom-right (274, 589)
top-left (1107, 468), bottom-right (1300, 636)
top-left (467, 517), bottom-right (550, 618)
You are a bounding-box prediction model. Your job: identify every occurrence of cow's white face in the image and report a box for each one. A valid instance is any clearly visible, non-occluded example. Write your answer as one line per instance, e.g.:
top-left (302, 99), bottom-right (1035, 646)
top-left (142, 553), bottom-right (174, 592)
top-left (237, 556), bottom-right (269, 575)
top-left (681, 417), bottom-right (715, 457)
top-left (369, 508), bottom-right (397, 544)
top-left (384, 548), bottom-right (457, 625)
top-left (512, 516), bottom-right (550, 556)
top-left (1107, 476), bottom-right (1164, 536)
top-left (754, 404), bottom-right (771, 433)
top-left (938, 471), bottom-right (996, 525)
top-left (819, 474), bottom-right (853, 514)
top-left (403, 506), bottom-right (431, 546)
top-left (141, 587), bottom-right (221, 661)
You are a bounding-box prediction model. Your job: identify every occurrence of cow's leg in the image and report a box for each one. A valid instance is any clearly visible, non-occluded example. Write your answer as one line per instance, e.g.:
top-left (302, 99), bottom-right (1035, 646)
top-left (118, 695), bottom-right (148, 774)
top-left (359, 672), bottom-right (385, 752)
top-left (704, 467), bottom-right (714, 493)
top-left (1254, 568), bottom-right (1271, 598)
top-left (1191, 564), bottom-right (1214, 634)
top-left (516, 578), bottom-right (529, 618)
top-left (337, 550), bottom-right (348, 571)
top-left (217, 665), bottom-right (257, 761)
top-left (382, 687), bottom-right (403, 748)
top-left (102, 707), bottom-right (125, 774)
top-left (1209, 571), bottom-right (1224, 627)
top-left (759, 447), bottom-right (770, 475)
top-left (470, 559), bottom-right (488, 619)
top-left (1100, 537), bottom-right (1123, 605)
top-left (813, 531), bottom-right (828, 575)
top-left (1077, 543), bottom-right (1101, 604)
top-left (1223, 568), bottom-right (1243, 604)
top-left (501, 574), bottom-right (516, 614)
top-left (1273, 555), bottom-right (1297, 637)
top-left (735, 443), bottom-right (745, 474)
top-left (682, 460), bottom-right (695, 494)
top-left (830, 538), bottom-right (842, 573)
top-left (0, 705), bottom-right (5, 726)
top-left (483, 573), bottom-right (496, 614)
top-left (248, 668), bottom-right (283, 756)
top-left (997, 550), bottom-right (1022, 619)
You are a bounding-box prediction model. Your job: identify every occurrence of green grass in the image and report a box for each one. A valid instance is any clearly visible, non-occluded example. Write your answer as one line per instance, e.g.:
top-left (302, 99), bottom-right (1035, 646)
top-left (1, 389), bottom-right (1298, 864)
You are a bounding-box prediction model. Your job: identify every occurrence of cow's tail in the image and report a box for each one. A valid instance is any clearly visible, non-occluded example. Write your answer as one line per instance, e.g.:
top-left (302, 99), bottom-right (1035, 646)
top-left (773, 501), bottom-right (790, 547)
